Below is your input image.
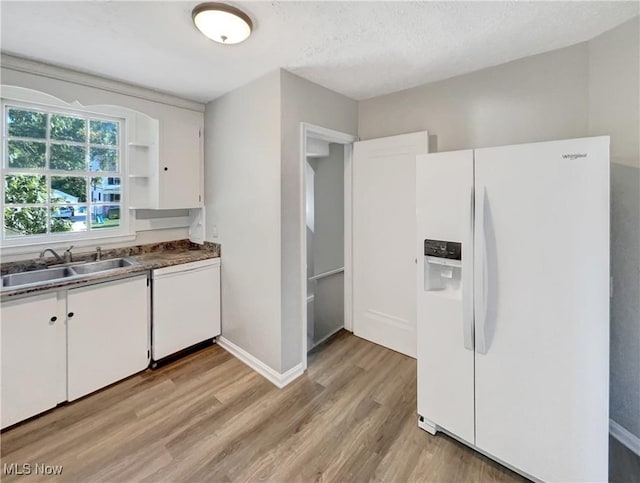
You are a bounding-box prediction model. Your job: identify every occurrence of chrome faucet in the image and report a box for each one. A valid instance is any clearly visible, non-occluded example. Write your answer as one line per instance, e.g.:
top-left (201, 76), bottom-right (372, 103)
top-left (38, 245), bottom-right (74, 264)
top-left (39, 248), bottom-right (64, 264)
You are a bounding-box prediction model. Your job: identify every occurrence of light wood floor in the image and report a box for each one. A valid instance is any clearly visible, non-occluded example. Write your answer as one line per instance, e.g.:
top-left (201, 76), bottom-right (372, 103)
top-left (1, 330), bottom-right (637, 482)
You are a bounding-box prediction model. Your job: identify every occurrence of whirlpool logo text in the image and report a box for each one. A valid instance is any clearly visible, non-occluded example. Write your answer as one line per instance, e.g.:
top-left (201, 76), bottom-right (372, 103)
top-left (562, 153), bottom-right (587, 160)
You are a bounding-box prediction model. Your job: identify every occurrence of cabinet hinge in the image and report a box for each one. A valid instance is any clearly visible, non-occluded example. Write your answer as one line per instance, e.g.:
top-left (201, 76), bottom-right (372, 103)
top-left (147, 350), bottom-right (150, 358)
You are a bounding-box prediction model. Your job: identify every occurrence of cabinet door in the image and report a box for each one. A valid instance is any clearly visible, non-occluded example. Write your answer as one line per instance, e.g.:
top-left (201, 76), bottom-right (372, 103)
top-left (67, 276), bottom-right (149, 401)
top-left (152, 261), bottom-right (220, 360)
top-left (1, 293), bottom-right (66, 429)
top-left (158, 110), bottom-right (203, 209)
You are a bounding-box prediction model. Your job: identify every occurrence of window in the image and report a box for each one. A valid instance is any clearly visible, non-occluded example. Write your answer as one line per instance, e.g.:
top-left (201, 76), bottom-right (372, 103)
top-left (2, 103), bottom-right (126, 244)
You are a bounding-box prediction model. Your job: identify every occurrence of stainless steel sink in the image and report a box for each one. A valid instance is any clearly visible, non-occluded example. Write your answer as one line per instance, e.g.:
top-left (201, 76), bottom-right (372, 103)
top-left (2, 267), bottom-right (77, 288)
top-left (70, 257), bottom-right (136, 275)
top-left (2, 257), bottom-right (139, 291)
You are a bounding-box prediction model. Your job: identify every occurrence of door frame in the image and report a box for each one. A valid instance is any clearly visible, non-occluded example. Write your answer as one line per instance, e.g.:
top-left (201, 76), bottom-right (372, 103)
top-left (300, 123), bottom-right (356, 369)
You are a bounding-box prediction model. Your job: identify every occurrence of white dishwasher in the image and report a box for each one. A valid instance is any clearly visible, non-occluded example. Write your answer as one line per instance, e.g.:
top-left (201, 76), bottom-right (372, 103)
top-left (151, 258), bottom-right (221, 363)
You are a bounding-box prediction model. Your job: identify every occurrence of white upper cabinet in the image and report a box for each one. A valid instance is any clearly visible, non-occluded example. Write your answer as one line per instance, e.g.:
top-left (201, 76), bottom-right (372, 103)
top-left (127, 107), bottom-right (204, 210)
top-left (157, 109), bottom-right (204, 209)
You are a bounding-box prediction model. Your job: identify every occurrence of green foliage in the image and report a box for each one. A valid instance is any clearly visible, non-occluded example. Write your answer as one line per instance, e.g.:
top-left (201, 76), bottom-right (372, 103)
top-left (50, 217), bottom-right (72, 233)
top-left (50, 114), bottom-right (86, 142)
top-left (4, 175), bottom-right (47, 204)
top-left (90, 147), bottom-right (118, 171)
top-left (50, 144), bottom-right (86, 171)
top-left (7, 140), bottom-right (46, 168)
top-left (90, 120), bottom-right (118, 145)
top-left (51, 176), bottom-right (87, 202)
top-left (7, 109), bottom-right (46, 139)
top-left (4, 207), bottom-right (47, 236)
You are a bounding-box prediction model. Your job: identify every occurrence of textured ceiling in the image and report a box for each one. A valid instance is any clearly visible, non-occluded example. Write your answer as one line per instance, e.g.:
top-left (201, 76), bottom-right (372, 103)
top-left (1, 1), bottom-right (638, 103)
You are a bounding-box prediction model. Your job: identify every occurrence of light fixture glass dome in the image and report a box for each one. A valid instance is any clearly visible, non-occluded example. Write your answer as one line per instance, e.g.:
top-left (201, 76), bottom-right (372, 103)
top-left (192, 3), bottom-right (253, 45)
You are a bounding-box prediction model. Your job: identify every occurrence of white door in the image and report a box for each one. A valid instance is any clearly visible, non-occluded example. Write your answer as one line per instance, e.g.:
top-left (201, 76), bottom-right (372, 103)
top-left (474, 137), bottom-right (609, 482)
top-left (1, 293), bottom-right (66, 428)
top-left (67, 275), bottom-right (149, 401)
top-left (416, 150), bottom-right (475, 444)
top-left (353, 131), bottom-right (429, 357)
top-left (152, 259), bottom-right (221, 360)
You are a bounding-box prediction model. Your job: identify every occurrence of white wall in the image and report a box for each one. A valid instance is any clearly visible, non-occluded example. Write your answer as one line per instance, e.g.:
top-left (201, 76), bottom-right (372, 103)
top-left (204, 70), bottom-right (283, 371)
top-left (280, 70), bottom-right (357, 371)
top-left (588, 17), bottom-right (640, 439)
top-left (1, 55), bottom-right (203, 258)
top-left (358, 17), bottom-right (640, 440)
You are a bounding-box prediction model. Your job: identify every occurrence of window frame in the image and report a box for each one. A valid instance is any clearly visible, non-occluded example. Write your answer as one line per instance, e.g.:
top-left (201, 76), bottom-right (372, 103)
top-left (1, 87), bottom-right (136, 252)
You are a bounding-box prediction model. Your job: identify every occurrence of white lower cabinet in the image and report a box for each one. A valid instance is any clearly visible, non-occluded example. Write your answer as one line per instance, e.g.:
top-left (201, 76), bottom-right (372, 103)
top-left (67, 275), bottom-right (149, 401)
top-left (1, 274), bottom-right (150, 427)
top-left (1, 293), bottom-right (66, 429)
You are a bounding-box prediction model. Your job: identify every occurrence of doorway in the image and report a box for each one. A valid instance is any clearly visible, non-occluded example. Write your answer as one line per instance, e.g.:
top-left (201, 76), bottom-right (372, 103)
top-left (301, 124), bottom-right (356, 368)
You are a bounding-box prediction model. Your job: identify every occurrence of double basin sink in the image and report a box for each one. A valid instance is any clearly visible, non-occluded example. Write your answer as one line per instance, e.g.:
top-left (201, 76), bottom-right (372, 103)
top-left (2, 258), bottom-right (138, 290)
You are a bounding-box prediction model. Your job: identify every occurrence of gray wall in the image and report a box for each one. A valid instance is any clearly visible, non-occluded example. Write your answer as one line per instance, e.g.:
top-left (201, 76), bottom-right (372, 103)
top-left (310, 143), bottom-right (345, 346)
top-left (312, 143), bottom-right (345, 275)
top-left (358, 43), bottom-right (589, 148)
top-left (358, 17), bottom-right (640, 438)
top-left (205, 69), bottom-right (356, 374)
top-left (588, 17), bottom-right (640, 438)
top-left (313, 273), bottom-right (344, 346)
top-left (280, 70), bottom-right (357, 371)
top-left (204, 70), bottom-right (283, 371)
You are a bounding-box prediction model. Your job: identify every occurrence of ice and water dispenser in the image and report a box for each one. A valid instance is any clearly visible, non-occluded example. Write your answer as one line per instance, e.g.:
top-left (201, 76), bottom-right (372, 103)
top-left (423, 239), bottom-right (462, 297)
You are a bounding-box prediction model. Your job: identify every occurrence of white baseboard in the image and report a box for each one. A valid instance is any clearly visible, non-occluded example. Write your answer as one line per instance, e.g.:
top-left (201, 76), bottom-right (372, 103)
top-left (217, 337), bottom-right (304, 389)
top-left (610, 419), bottom-right (640, 456)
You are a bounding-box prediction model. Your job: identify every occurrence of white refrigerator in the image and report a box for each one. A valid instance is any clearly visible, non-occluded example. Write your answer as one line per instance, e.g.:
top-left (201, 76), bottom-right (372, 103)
top-left (416, 136), bottom-right (610, 482)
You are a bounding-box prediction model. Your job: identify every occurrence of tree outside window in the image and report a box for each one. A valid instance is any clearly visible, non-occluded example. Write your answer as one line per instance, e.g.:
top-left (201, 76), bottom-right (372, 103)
top-left (2, 106), bottom-right (123, 238)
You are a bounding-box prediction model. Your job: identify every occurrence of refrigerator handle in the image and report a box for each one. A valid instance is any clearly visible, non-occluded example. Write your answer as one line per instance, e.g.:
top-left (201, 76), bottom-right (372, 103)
top-left (462, 186), bottom-right (474, 351)
top-left (475, 186), bottom-right (489, 355)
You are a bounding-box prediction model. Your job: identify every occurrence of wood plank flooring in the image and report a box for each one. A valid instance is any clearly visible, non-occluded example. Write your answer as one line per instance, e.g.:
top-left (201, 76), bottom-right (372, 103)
top-left (1, 330), bottom-right (636, 482)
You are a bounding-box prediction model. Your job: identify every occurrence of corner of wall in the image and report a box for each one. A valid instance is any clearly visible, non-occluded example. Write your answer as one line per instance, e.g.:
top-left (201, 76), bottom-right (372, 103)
top-left (586, 15), bottom-right (640, 442)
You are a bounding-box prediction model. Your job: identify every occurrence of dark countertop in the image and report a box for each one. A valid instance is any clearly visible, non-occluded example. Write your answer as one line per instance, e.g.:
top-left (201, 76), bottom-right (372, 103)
top-left (1, 240), bottom-right (220, 300)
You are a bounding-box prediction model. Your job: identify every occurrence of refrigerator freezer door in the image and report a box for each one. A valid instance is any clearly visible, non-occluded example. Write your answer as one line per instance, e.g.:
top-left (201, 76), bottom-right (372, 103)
top-left (416, 150), bottom-right (475, 444)
top-left (473, 137), bottom-right (609, 482)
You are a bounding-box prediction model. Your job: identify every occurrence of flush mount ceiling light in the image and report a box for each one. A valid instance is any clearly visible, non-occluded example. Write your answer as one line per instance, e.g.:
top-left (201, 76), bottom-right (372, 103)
top-left (192, 3), bottom-right (253, 45)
